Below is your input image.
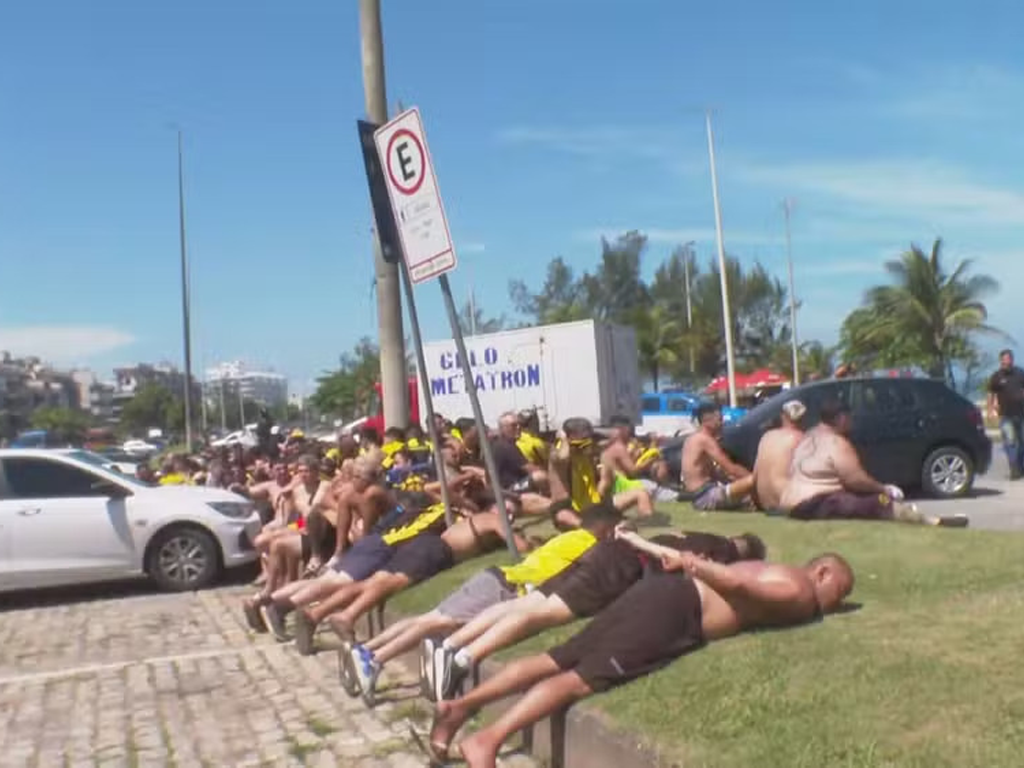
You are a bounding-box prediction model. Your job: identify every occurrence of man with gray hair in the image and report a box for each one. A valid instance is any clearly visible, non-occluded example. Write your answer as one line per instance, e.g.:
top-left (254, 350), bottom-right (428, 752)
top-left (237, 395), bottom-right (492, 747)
top-left (751, 399), bottom-right (807, 511)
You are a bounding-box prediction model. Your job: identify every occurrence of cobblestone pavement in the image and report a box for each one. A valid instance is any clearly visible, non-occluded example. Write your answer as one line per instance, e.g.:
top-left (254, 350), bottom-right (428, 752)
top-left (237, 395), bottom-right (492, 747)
top-left (0, 583), bottom-right (537, 767)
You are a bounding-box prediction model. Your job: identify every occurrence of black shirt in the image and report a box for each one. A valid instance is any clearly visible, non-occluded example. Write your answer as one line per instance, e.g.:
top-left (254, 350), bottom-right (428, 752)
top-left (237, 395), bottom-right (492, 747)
top-left (490, 437), bottom-right (528, 489)
top-left (989, 366), bottom-right (1024, 418)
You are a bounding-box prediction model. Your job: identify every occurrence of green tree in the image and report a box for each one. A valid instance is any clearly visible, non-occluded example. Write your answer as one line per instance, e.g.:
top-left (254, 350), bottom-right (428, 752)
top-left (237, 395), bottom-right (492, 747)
top-left (633, 304), bottom-right (682, 390)
top-left (310, 337), bottom-right (381, 421)
top-left (30, 406), bottom-right (91, 445)
top-left (509, 257), bottom-right (589, 325)
top-left (839, 239), bottom-right (1003, 386)
top-left (120, 383), bottom-right (182, 436)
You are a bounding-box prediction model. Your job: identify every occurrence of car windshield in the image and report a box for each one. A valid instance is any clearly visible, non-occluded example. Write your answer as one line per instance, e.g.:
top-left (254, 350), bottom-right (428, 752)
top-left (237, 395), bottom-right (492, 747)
top-left (65, 450), bottom-right (153, 487)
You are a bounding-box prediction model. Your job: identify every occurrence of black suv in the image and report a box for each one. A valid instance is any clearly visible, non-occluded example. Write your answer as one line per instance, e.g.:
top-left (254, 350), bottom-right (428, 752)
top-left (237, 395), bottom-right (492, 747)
top-left (710, 377), bottom-right (991, 499)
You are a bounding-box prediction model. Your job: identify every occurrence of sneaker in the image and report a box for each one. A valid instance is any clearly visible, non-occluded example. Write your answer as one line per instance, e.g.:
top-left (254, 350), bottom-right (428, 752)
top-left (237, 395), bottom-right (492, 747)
top-left (261, 603), bottom-right (289, 642)
top-left (442, 656), bottom-right (470, 701)
top-left (420, 637), bottom-right (437, 702)
top-left (351, 645), bottom-right (381, 707)
top-left (937, 514), bottom-right (969, 528)
top-left (432, 645), bottom-right (451, 702)
top-left (293, 611), bottom-right (316, 656)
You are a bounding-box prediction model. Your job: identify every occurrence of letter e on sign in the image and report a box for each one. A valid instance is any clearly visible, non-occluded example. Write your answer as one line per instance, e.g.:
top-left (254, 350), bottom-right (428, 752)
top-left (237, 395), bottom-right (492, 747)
top-left (373, 108), bottom-right (458, 284)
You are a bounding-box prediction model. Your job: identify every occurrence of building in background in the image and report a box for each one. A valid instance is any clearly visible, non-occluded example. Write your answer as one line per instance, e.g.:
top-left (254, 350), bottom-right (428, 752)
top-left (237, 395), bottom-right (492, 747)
top-left (0, 352), bottom-right (81, 438)
top-left (71, 369), bottom-right (116, 422)
top-left (111, 362), bottom-right (199, 422)
top-left (205, 361), bottom-right (288, 409)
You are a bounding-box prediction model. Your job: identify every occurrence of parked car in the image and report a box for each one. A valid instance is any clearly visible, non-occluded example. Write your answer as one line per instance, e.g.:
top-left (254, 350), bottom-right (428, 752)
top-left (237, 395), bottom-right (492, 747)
top-left (0, 449), bottom-right (261, 593)
top-left (660, 377), bottom-right (991, 499)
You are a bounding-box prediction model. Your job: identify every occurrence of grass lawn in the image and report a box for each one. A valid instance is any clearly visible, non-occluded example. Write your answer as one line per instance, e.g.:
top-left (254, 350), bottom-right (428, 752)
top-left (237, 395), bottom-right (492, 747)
top-left (388, 504), bottom-right (1024, 768)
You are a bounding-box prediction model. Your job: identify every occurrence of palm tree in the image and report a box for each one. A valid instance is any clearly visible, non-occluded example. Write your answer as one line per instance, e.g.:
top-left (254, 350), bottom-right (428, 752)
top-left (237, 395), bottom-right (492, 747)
top-left (634, 305), bottom-right (682, 391)
top-left (859, 238), bottom-right (1002, 384)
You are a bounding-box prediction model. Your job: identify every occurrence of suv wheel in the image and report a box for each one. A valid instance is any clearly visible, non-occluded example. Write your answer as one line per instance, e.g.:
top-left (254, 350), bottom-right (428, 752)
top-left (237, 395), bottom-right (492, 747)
top-left (146, 526), bottom-right (220, 592)
top-left (922, 446), bottom-right (974, 499)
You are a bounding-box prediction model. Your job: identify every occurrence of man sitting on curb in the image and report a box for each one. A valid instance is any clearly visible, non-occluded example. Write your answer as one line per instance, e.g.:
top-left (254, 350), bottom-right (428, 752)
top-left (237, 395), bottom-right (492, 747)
top-left (344, 503), bottom-right (624, 704)
top-left (681, 403), bottom-right (754, 511)
top-left (430, 525), bottom-right (766, 702)
top-left (427, 550), bottom-right (854, 768)
top-left (780, 399), bottom-right (968, 527)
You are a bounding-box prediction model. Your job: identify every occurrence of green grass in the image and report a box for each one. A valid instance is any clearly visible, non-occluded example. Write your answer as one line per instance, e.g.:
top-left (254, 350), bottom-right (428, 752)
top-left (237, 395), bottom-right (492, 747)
top-left (388, 504), bottom-right (1024, 768)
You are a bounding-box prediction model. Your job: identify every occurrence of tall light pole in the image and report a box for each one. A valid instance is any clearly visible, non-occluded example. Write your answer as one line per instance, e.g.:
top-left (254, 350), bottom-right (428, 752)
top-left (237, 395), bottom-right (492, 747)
top-left (359, 0), bottom-right (408, 430)
top-left (176, 130), bottom-right (195, 452)
top-left (783, 198), bottom-right (800, 385)
top-left (705, 112), bottom-right (737, 407)
top-left (682, 240), bottom-right (695, 374)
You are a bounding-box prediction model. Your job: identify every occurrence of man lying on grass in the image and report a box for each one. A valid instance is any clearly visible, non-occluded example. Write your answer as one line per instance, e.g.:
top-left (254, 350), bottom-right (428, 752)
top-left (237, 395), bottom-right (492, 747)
top-left (426, 525), bottom-right (766, 701)
top-left (342, 502), bottom-right (625, 704)
top-left (427, 550), bottom-right (854, 768)
top-left (292, 493), bottom-right (528, 655)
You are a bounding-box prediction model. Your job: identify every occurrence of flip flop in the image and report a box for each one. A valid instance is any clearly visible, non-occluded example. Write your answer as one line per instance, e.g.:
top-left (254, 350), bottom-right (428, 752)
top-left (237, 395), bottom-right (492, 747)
top-left (407, 723), bottom-right (452, 767)
top-left (338, 643), bottom-right (361, 697)
top-left (937, 514), bottom-right (969, 528)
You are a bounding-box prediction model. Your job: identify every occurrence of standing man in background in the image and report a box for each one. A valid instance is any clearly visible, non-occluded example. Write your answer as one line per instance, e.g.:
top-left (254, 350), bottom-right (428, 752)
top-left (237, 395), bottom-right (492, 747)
top-left (987, 349), bottom-right (1024, 480)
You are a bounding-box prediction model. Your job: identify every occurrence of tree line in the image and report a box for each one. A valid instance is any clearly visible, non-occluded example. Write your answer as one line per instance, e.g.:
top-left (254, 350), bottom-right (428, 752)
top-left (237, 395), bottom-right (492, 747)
top-left (310, 233), bottom-right (1004, 417)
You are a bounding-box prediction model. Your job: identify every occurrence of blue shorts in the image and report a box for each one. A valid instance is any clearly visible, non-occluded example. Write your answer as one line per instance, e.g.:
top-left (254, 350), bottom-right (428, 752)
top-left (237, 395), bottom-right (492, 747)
top-left (335, 534), bottom-right (394, 581)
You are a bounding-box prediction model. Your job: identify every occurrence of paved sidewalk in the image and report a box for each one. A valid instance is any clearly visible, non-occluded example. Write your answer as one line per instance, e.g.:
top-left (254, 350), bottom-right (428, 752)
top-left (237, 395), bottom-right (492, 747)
top-left (0, 585), bottom-right (536, 767)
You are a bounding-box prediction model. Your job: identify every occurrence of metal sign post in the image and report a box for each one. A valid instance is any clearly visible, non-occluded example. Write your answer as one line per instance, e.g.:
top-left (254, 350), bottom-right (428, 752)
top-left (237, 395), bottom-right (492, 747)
top-left (371, 107), bottom-right (520, 559)
top-left (358, 118), bottom-right (453, 525)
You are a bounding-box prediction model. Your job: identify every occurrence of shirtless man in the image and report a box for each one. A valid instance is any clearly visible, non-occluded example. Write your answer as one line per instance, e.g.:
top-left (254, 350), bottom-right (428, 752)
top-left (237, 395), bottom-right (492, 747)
top-left (599, 415), bottom-right (653, 511)
top-left (330, 457), bottom-right (402, 557)
top-left (427, 549), bottom-right (853, 767)
top-left (430, 525), bottom-right (766, 701)
top-left (751, 399), bottom-right (807, 511)
top-left (780, 399), bottom-right (967, 527)
top-left (681, 403), bottom-right (754, 511)
top-left (241, 455), bottom-right (330, 628)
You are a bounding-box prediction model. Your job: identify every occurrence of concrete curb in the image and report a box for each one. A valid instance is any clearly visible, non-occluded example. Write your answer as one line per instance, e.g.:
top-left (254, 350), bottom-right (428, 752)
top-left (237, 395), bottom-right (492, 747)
top-left (364, 605), bottom-right (671, 768)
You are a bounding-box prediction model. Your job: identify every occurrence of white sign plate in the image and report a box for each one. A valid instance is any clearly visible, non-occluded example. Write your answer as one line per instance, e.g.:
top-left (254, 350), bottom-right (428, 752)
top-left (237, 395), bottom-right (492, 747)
top-left (373, 108), bottom-right (457, 284)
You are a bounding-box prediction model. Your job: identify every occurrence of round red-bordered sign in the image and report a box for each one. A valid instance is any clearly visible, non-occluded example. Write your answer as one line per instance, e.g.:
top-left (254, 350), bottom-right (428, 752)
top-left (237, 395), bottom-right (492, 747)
top-left (386, 128), bottom-right (426, 195)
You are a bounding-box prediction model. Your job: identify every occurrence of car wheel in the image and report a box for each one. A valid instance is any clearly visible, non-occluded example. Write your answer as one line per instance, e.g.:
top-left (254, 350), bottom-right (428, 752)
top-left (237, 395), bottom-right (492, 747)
top-left (146, 526), bottom-right (221, 592)
top-left (921, 446), bottom-right (974, 499)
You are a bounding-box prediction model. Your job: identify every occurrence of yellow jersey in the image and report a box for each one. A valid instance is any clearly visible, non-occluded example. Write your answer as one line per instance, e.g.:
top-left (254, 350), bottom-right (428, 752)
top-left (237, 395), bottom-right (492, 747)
top-left (516, 431), bottom-right (549, 466)
top-left (499, 528), bottom-right (597, 594)
top-left (381, 439), bottom-right (405, 469)
top-left (159, 472), bottom-right (191, 486)
top-left (561, 439), bottom-right (601, 511)
top-left (381, 503), bottom-right (446, 546)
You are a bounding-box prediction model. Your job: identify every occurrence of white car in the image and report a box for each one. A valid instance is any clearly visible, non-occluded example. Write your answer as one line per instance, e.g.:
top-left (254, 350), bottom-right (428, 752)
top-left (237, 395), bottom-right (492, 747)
top-left (0, 448), bottom-right (261, 593)
top-left (122, 439), bottom-right (160, 456)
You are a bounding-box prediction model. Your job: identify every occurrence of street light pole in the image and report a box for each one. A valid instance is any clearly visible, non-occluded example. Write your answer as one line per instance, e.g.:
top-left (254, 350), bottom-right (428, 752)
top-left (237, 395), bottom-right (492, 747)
top-left (783, 198), bottom-right (800, 385)
top-left (176, 130), bottom-right (195, 452)
top-left (705, 112), bottom-right (738, 407)
top-left (682, 240), bottom-right (695, 374)
top-left (359, 0), bottom-right (408, 431)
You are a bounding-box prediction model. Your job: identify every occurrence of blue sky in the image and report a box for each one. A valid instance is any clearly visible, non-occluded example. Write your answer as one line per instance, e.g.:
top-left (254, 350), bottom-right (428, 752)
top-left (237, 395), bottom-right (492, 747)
top-left (2, 0), bottom-right (1023, 394)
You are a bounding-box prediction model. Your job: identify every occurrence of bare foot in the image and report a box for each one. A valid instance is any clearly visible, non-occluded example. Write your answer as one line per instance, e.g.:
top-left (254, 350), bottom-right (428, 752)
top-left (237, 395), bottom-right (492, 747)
top-left (458, 732), bottom-right (498, 768)
top-left (429, 700), bottom-right (471, 760)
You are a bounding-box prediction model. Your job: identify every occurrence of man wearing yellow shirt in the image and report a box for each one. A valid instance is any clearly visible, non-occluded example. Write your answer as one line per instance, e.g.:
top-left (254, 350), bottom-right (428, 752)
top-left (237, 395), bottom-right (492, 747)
top-left (343, 503), bottom-right (623, 702)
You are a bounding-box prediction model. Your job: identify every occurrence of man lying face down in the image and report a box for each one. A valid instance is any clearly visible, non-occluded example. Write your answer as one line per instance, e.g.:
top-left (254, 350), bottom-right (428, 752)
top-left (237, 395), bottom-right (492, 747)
top-left (427, 548), bottom-right (854, 768)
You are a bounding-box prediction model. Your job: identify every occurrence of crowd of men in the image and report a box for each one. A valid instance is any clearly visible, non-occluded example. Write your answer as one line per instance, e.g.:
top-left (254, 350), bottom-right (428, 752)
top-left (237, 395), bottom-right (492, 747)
top-left (129, 395), bottom-right (986, 766)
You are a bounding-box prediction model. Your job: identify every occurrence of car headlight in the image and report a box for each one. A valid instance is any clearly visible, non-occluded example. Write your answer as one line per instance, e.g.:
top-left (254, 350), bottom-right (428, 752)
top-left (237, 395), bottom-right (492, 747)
top-left (208, 501), bottom-right (256, 519)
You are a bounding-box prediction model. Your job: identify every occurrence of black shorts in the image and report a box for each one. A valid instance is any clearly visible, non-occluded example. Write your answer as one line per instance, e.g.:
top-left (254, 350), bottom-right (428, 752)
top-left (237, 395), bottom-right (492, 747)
top-left (547, 571), bottom-right (705, 693)
top-left (538, 539), bottom-right (644, 617)
top-left (335, 534), bottom-right (394, 581)
top-left (382, 535), bottom-right (455, 585)
top-left (790, 491), bottom-right (891, 521)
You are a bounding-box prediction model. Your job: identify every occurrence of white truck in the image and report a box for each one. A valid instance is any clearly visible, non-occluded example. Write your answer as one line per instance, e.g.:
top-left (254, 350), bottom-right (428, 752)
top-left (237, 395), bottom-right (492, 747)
top-left (418, 320), bottom-right (641, 431)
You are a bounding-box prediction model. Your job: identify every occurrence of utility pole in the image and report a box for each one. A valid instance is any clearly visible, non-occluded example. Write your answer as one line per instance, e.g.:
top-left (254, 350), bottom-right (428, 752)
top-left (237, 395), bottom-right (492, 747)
top-left (783, 198), bottom-right (800, 385)
top-left (359, 0), bottom-right (408, 430)
top-left (177, 130), bottom-right (195, 452)
top-left (705, 112), bottom-right (737, 408)
top-left (682, 240), bottom-right (695, 374)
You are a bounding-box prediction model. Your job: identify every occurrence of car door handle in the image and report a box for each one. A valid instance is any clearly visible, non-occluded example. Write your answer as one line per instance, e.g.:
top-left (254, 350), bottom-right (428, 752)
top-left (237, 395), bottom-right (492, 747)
top-left (16, 507), bottom-right (42, 517)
